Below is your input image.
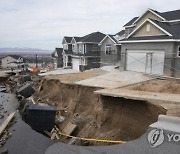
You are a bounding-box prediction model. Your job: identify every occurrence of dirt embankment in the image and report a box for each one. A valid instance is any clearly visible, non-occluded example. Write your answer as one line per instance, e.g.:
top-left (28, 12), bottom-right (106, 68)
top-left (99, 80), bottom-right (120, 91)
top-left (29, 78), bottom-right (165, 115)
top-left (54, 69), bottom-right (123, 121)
top-left (34, 79), bottom-right (166, 145)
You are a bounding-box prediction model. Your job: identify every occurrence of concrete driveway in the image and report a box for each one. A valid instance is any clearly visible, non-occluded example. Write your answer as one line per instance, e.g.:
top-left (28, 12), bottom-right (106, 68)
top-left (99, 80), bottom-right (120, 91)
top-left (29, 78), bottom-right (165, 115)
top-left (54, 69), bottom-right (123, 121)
top-left (76, 71), bottom-right (154, 89)
top-left (39, 68), bottom-right (79, 76)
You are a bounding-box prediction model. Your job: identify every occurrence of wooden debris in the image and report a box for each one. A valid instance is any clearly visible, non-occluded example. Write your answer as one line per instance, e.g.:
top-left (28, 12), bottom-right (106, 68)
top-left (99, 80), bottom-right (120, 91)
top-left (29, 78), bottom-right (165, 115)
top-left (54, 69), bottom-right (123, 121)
top-left (50, 133), bottom-right (56, 140)
top-left (62, 122), bottom-right (77, 137)
top-left (0, 112), bottom-right (16, 136)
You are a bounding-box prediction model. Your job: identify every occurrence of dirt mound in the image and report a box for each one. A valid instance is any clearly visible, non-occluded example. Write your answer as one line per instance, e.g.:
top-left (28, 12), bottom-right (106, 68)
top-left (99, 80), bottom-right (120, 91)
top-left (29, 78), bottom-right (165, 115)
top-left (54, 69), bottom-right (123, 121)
top-left (34, 79), bottom-right (166, 145)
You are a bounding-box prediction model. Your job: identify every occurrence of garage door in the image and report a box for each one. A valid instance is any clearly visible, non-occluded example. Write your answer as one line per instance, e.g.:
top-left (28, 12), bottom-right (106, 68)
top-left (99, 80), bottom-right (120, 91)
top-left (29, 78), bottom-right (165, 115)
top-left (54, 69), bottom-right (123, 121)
top-left (72, 58), bottom-right (80, 71)
top-left (126, 50), bottom-right (165, 75)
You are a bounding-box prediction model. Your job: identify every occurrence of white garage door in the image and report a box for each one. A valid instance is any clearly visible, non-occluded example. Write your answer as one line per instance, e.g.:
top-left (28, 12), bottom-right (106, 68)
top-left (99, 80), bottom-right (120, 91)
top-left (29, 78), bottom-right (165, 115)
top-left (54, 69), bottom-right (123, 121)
top-left (126, 50), bottom-right (165, 75)
top-left (72, 58), bottom-right (80, 71)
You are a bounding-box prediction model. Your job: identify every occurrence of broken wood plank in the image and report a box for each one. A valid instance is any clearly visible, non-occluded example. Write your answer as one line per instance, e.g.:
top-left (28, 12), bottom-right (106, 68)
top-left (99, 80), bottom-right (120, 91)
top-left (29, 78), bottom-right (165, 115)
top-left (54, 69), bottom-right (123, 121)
top-left (0, 111), bottom-right (16, 136)
top-left (62, 122), bottom-right (77, 137)
top-left (50, 132), bottom-right (56, 140)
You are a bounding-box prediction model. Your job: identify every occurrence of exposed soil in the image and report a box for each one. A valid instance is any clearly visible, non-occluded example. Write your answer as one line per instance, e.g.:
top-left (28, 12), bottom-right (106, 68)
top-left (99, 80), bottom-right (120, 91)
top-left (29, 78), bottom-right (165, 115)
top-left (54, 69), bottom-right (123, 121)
top-left (34, 78), bottom-right (166, 145)
top-left (126, 79), bottom-right (180, 94)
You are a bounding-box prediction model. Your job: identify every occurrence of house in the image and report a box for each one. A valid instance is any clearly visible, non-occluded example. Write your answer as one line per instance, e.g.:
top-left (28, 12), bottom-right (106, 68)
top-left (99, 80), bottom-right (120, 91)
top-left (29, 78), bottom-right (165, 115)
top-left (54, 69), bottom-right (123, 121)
top-left (62, 32), bottom-right (105, 71)
top-left (62, 36), bottom-right (73, 68)
top-left (99, 30), bottom-right (125, 67)
top-left (119, 8), bottom-right (180, 77)
top-left (51, 48), bottom-right (63, 68)
top-left (1, 55), bottom-right (26, 69)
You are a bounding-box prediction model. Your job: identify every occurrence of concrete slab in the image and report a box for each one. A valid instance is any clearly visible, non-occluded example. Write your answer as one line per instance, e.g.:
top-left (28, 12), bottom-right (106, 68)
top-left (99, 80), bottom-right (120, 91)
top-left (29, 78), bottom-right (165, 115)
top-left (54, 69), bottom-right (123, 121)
top-left (95, 89), bottom-right (180, 104)
top-left (76, 71), bottom-right (153, 89)
top-left (39, 68), bottom-right (79, 76)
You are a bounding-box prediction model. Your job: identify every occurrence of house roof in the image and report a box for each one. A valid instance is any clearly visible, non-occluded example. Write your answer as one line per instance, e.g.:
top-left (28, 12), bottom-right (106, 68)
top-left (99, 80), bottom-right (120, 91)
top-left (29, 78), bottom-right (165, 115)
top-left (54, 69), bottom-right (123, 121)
top-left (55, 48), bottom-right (63, 57)
top-left (159, 9), bottom-right (180, 21)
top-left (64, 36), bottom-right (73, 43)
top-left (79, 31), bottom-right (106, 43)
top-left (116, 30), bottom-right (125, 36)
top-left (120, 18), bottom-right (180, 42)
top-left (123, 17), bottom-right (139, 27)
top-left (124, 9), bottom-right (180, 28)
top-left (74, 37), bottom-right (82, 42)
top-left (3, 55), bottom-right (22, 60)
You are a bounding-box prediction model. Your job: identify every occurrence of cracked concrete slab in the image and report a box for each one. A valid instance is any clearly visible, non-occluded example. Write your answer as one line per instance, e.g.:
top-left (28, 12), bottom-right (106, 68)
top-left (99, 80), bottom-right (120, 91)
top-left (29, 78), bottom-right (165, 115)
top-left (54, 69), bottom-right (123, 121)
top-left (76, 71), bottom-right (154, 89)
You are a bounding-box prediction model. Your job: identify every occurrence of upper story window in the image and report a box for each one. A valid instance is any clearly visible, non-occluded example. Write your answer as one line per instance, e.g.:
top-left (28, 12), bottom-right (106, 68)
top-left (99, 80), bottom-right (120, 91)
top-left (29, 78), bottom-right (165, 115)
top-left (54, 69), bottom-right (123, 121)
top-left (177, 46), bottom-right (180, 57)
top-left (72, 44), bottom-right (76, 52)
top-left (105, 44), bottom-right (112, 55)
top-left (146, 23), bottom-right (151, 32)
top-left (63, 44), bottom-right (68, 50)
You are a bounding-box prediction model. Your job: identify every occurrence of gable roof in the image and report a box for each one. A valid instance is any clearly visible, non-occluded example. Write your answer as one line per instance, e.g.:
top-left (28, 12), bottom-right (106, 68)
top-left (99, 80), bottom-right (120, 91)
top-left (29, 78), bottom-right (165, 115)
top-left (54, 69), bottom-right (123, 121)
top-left (99, 34), bottom-right (118, 45)
top-left (120, 19), bottom-right (180, 42)
top-left (3, 55), bottom-right (22, 60)
top-left (74, 37), bottom-right (82, 42)
top-left (79, 31), bottom-right (106, 43)
top-left (123, 17), bottom-right (139, 27)
top-left (55, 48), bottom-right (63, 57)
top-left (127, 18), bottom-right (173, 38)
top-left (64, 36), bottom-right (73, 44)
top-left (116, 30), bottom-right (125, 36)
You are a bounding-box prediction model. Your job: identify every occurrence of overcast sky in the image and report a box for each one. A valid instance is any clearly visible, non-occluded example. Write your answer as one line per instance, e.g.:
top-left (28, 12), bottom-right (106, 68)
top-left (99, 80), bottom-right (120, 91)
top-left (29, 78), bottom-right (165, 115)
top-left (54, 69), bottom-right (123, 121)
top-left (0, 0), bottom-right (179, 50)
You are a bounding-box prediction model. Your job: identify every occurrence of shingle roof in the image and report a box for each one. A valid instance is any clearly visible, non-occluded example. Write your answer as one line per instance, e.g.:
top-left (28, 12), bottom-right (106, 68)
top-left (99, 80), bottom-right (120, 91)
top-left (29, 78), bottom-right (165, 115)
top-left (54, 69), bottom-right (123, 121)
top-left (120, 18), bottom-right (180, 41)
top-left (150, 19), bottom-right (180, 39)
top-left (64, 36), bottom-right (73, 43)
top-left (74, 37), bottom-right (82, 42)
top-left (6, 55), bottom-right (22, 60)
top-left (79, 32), bottom-right (106, 43)
top-left (123, 17), bottom-right (139, 27)
top-left (160, 9), bottom-right (180, 21)
top-left (55, 48), bottom-right (63, 57)
top-left (116, 30), bottom-right (125, 36)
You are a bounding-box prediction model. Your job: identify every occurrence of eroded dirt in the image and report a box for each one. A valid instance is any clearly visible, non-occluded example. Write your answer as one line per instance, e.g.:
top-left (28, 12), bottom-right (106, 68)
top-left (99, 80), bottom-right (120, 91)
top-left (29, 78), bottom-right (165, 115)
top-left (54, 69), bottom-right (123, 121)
top-left (34, 78), bottom-right (166, 145)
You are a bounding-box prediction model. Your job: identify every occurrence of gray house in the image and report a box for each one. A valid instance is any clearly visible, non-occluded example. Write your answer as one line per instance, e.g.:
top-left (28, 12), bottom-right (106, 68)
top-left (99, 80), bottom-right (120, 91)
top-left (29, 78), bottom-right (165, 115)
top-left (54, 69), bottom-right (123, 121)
top-left (62, 32), bottom-right (105, 71)
top-left (99, 31), bottom-right (125, 67)
top-left (119, 8), bottom-right (180, 77)
top-left (62, 36), bottom-right (73, 68)
top-left (51, 48), bottom-right (63, 68)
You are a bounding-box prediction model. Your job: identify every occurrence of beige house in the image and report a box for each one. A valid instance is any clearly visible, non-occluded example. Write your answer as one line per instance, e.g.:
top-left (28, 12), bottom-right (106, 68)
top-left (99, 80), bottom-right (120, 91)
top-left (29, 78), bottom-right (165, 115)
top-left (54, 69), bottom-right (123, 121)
top-left (1, 55), bottom-right (25, 69)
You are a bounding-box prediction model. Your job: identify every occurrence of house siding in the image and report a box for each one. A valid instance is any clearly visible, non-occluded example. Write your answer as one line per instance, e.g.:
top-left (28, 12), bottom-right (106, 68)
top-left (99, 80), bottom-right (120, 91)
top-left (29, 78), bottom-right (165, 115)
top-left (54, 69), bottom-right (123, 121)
top-left (133, 22), bottom-right (165, 37)
top-left (2, 56), bottom-right (17, 68)
top-left (120, 42), bottom-right (175, 76)
top-left (100, 37), bottom-right (121, 66)
top-left (80, 57), bottom-right (100, 71)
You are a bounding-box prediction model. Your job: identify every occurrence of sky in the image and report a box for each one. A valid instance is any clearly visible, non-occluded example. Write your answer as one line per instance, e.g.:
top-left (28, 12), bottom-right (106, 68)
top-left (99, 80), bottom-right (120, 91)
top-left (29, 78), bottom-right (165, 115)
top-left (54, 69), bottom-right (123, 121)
top-left (0, 0), bottom-right (180, 50)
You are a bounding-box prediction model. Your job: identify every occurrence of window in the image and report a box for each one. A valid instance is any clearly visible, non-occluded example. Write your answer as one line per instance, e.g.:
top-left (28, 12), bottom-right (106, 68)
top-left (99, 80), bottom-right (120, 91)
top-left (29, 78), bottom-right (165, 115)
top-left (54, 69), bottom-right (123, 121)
top-left (177, 46), bottom-right (180, 57)
top-left (63, 44), bottom-right (68, 50)
top-left (105, 44), bottom-right (112, 55)
top-left (146, 24), bottom-right (151, 32)
top-left (81, 58), bottom-right (87, 65)
top-left (72, 44), bottom-right (75, 52)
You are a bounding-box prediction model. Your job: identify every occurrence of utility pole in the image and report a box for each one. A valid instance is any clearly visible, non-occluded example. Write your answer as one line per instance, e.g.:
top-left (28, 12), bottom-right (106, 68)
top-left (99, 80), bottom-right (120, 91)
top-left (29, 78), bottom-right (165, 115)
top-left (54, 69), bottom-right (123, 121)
top-left (36, 54), bottom-right (38, 68)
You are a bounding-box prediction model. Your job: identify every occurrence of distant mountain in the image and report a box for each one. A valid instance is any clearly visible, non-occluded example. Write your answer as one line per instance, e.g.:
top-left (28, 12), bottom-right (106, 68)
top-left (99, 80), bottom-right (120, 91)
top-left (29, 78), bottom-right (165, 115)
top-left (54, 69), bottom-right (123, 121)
top-left (0, 47), bottom-right (52, 56)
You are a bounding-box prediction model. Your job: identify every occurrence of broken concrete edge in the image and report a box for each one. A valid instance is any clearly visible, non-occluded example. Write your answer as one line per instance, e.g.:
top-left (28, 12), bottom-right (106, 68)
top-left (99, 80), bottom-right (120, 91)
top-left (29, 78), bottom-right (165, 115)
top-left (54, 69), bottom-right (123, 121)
top-left (150, 114), bottom-right (180, 133)
top-left (94, 89), bottom-right (180, 104)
